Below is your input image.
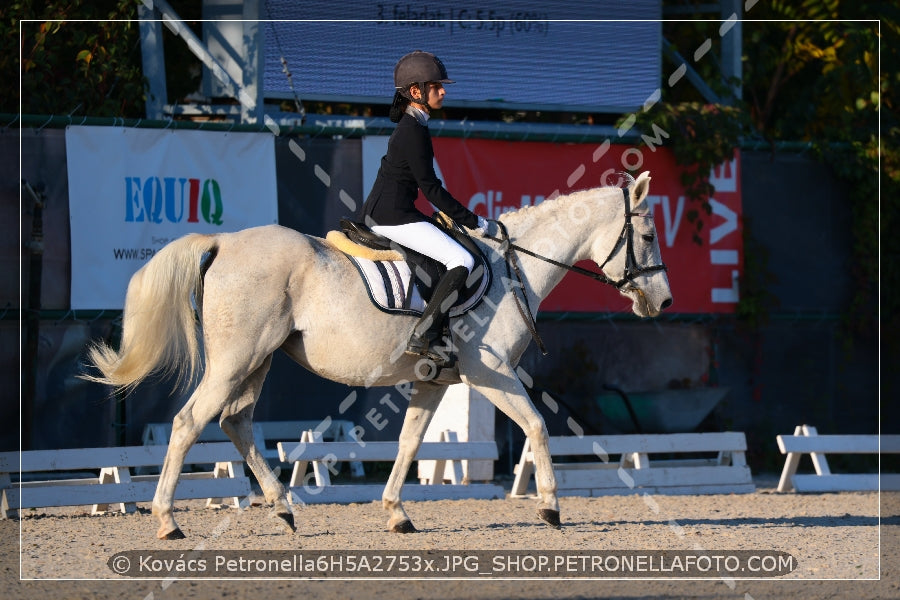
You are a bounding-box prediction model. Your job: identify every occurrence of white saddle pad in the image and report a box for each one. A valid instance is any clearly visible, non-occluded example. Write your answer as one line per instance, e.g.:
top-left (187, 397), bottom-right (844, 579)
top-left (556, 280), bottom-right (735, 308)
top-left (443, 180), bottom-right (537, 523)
top-left (349, 256), bottom-right (488, 317)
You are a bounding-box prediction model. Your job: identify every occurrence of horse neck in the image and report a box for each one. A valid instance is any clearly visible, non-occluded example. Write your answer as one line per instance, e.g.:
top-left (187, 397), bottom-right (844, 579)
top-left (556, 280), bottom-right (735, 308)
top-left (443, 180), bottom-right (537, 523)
top-left (498, 188), bottom-right (623, 302)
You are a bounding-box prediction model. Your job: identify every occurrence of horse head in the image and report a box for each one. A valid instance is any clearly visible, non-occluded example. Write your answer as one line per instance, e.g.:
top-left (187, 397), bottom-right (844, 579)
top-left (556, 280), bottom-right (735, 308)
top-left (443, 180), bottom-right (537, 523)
top-left (590, 171), bottom-right (672, 318)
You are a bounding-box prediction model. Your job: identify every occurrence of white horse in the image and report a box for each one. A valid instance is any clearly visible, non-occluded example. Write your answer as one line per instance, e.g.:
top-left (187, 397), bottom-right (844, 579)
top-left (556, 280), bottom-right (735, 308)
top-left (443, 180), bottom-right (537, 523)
top-left (83, 171), bottom-right (671, 539)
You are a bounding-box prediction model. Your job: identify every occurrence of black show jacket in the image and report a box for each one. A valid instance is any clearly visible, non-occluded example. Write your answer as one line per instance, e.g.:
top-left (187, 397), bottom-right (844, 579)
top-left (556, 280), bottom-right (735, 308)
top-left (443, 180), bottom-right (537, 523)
top-left (358, 112), bottom-right (479, 229)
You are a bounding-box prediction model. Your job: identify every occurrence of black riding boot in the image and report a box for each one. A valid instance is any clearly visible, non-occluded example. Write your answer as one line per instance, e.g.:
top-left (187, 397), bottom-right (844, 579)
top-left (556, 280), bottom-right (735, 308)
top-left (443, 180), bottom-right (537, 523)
top-left (405, 265), bottom-right (469, 366)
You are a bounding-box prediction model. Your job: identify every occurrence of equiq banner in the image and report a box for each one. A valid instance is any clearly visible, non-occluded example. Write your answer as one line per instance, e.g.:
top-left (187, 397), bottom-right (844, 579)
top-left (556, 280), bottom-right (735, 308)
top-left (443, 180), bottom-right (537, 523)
top-left (362, 136), bottom-right (742, 313)
top-left (66, 126), bottom-right (278, 309)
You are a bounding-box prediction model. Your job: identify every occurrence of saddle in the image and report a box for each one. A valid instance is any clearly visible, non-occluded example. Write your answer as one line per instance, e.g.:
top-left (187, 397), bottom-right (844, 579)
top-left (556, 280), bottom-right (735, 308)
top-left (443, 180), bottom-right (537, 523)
top-left (326, 216), bottom-right (492, 317)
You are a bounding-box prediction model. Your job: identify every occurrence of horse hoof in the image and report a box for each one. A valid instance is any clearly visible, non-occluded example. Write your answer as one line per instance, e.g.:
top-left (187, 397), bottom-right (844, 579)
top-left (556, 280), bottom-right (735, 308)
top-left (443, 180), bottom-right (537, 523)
top-left (159, 527), bottom-right (186, 540)
top-left (390, 520), bottom-right (418, 534)
top-left (272, 510), bottom-right (296, 533)
top-left (538, 509), bottom-right (561, 529)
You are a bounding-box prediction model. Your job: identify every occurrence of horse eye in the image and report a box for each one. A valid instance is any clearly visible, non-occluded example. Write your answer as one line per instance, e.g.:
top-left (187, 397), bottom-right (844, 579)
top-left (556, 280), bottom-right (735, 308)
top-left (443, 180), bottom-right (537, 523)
top-left (642, 233), bottom-right (655, 243)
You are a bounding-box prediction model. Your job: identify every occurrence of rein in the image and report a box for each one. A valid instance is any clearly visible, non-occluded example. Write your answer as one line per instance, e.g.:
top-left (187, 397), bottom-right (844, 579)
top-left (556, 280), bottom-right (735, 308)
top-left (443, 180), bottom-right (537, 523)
top-left (483, 186), bottom-right (668, 355)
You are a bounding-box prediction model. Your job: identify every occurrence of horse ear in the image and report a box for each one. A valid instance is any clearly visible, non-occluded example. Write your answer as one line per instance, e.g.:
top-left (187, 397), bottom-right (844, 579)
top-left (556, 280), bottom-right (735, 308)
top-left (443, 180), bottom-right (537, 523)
top-left (633, 171), bottom-right (651, 206)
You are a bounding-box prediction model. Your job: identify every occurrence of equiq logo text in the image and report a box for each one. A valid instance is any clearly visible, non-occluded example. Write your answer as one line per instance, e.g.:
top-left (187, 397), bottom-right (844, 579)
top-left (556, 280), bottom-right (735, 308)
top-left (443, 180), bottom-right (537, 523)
top-left (125, 177), bottom-right (225, 225)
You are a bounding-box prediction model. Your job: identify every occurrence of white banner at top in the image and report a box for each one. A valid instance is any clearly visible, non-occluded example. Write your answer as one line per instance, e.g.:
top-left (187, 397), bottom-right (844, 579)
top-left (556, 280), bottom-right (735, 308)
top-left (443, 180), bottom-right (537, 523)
top-left (66, 126), bottom-right (278, 309)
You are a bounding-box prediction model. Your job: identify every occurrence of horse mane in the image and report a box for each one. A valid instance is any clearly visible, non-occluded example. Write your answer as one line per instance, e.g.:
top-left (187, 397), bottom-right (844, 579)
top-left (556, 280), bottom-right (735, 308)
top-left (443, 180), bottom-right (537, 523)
top-left (498, 184), bottom-right (624, 226)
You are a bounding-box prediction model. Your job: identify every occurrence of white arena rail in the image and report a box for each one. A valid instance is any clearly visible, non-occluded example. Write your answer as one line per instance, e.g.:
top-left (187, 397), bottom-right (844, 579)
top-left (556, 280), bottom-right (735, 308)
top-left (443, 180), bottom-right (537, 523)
top-left (278, 429), bottom-right (505, 504)
top-left (1, 443), bottom-right (250, 519)
top-left (511, 432), bottom-right (755, 497)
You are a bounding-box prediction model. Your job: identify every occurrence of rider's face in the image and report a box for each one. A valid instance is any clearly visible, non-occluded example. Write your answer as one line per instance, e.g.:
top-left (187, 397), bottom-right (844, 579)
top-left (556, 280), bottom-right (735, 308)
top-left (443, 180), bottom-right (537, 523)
top-left (413, 83), bottom-right (445, 111)
top-left (426, 83), bottom-right (445, 109)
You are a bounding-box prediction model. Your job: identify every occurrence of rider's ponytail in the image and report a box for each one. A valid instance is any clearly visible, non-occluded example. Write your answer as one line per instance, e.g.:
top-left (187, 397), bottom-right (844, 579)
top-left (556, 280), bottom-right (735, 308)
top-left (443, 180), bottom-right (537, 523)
top-left (389, 90), bottom-right (409, 123)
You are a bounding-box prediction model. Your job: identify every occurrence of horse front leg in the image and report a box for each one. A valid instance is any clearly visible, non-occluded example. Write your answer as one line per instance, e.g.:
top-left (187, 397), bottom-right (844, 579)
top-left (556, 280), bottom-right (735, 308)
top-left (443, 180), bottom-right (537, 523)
top-left (463, 348), bottom-right (560, 528)
top-left (219, 356), bottom-right (295, 533)
top-left (382, 381), bottom-right (445, 533)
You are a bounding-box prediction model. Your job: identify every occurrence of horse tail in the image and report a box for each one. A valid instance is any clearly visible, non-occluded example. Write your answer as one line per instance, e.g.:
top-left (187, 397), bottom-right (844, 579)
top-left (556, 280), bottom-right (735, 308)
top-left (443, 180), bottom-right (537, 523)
top-left (82, 233), bottom-right (219, 393)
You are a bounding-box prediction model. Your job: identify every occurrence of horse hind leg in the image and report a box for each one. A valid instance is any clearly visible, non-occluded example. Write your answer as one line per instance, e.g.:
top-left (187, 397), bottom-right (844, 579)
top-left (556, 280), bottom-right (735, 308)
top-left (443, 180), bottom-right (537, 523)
top-left (218, 356), bottom-right (295, 533)
top-left (382, 381), bottom-right (445, 533)
top-left (152, 378), bottom-right (230, 539)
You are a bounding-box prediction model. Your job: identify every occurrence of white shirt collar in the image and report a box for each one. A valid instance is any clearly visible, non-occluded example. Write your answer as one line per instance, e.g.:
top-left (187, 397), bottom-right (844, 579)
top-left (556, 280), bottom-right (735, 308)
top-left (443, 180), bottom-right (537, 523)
top-left (405, 104), bottom-right (429, 125)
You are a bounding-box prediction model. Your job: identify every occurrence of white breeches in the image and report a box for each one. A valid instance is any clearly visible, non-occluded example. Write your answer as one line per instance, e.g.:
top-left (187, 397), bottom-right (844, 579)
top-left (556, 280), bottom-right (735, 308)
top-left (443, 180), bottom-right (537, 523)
top-left (372, 221), bottom-right (475, 272)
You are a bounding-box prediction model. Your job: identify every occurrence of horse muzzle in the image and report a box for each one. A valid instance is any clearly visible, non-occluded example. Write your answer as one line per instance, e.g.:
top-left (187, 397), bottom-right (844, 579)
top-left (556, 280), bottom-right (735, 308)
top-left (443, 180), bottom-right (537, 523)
top-left (624, 284), bottom-right (672, 318)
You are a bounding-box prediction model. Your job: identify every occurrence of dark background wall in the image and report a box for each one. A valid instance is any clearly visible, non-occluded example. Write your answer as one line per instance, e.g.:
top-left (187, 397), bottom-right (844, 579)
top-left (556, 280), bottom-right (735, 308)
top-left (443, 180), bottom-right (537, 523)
top-left (7, 130), bottom-right (886, 475)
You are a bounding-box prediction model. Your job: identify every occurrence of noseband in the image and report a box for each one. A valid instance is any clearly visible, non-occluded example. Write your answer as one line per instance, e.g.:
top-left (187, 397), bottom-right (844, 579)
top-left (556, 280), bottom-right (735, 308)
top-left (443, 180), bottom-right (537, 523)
top-left (485, 186), bottom-right (668, 354)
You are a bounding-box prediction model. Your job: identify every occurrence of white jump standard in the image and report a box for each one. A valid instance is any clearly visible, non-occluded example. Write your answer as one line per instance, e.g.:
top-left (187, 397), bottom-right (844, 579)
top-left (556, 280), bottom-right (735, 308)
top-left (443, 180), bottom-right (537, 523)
top-left (776, 425), bottom-right (900, 492)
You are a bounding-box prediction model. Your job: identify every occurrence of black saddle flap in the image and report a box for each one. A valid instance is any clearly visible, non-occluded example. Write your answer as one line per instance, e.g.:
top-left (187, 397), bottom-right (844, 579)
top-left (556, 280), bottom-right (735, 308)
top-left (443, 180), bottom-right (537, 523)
top-left (339, 218), bottom-right (395, 251)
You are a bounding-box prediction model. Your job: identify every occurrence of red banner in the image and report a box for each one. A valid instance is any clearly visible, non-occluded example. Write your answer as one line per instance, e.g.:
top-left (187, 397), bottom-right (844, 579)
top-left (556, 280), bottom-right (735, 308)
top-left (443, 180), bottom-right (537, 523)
top-left (421, 138), bottom-right (742, 313)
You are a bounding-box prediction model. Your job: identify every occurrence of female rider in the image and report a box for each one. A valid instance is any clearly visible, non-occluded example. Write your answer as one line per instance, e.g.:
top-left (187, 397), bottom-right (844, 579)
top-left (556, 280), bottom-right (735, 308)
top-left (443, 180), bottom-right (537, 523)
top-left (357, 50), bottom-right (489, 366)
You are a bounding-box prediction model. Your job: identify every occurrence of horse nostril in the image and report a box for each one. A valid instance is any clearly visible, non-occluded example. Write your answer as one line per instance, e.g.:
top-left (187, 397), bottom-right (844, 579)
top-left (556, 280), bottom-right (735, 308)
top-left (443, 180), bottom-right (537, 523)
top-left (660, 298), bottom-right (673, 310)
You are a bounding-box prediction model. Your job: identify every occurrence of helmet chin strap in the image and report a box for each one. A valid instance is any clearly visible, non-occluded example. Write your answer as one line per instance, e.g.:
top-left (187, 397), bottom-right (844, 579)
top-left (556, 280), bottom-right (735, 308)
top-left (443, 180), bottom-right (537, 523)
top-left (410, 82), bottom-right (433, 112)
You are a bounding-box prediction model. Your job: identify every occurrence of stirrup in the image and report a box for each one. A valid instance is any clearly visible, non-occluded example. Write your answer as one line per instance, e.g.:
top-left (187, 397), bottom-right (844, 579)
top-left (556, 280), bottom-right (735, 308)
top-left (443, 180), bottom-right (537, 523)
top-left (405, 333), bottom-right (455, 368)
top-left (405, 348), bottom-right (455, 368)
top-left (404, 344), bottom-right (453, 368)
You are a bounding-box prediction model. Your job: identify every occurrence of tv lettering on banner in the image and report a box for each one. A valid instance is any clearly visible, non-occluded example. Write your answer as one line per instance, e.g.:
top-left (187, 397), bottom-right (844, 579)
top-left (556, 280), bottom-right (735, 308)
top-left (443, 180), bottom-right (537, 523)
top-left (66, 126), bottom-right (278, 310)
top-left (362, 137), bottom-right (742, 314)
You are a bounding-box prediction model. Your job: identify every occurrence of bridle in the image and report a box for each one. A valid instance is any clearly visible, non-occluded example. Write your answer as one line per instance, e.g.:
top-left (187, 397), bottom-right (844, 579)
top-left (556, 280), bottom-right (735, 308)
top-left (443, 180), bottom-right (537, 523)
top-left (484, 186), bottom-right (668, 354)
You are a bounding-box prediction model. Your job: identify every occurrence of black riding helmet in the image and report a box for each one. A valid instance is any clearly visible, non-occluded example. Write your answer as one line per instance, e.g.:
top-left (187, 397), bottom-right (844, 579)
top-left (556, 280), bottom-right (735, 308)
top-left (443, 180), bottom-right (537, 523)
top-left (394, 50), bottom-right (454, 97)
top-left (390, 51), bottom-right (454, 120)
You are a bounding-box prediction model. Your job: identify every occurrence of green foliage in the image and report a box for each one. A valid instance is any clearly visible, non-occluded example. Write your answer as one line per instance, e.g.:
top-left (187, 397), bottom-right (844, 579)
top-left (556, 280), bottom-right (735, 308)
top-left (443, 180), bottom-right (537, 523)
top-left (638, 4), bottom-right (894, 336)
top-left (3, 0), bottom-right (146, 117)
top-left (741, 8), bottom-right (888, 337)
top-left (743, 5), bottom-right (882, 143)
